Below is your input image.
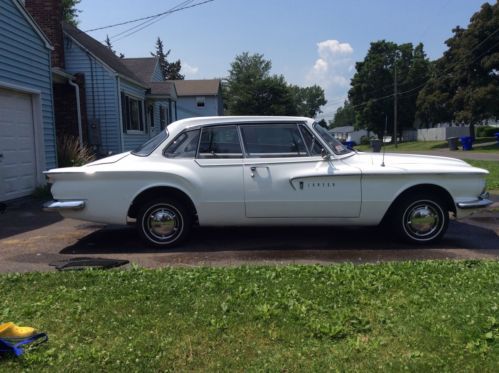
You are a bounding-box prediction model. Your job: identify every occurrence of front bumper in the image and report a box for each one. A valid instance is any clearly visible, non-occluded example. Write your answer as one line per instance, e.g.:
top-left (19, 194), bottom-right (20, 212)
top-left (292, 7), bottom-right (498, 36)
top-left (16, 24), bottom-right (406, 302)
top-left (456, 192), bottom-right (493, 210)
top-left (43, 200), bottom-right (85, 212)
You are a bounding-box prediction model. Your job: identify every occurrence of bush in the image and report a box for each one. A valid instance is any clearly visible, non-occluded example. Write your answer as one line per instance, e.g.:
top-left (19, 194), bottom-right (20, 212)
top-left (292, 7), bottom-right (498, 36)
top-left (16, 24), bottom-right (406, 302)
top-left (57, 135), bottom-right (96, 167)
top-left (359, 135), bottom-right (371, 145)
top-left (476, 126), bottom-right (498, 137)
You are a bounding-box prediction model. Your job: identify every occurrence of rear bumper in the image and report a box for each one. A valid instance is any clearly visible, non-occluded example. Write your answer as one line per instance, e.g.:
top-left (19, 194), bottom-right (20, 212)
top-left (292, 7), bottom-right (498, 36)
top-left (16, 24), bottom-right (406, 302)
top-left (43, 200), bottom-right (85, 212)
top-left (456, 192), bottom-right (493, 210)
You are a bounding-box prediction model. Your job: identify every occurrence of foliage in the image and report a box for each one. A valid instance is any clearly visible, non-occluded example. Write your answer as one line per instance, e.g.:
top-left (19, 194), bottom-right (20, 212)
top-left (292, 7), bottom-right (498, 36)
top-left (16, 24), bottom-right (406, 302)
top-left (104, 35), bottom-right (124, 59)
top-left (330, 100), bottom-right (356, 128)
top-left (476, 126), bottom-right (499, 138)
top-left (289, 84), bottom-right (327, 118)
top-left (416, 2), bottom-right (499, 136)
top-left (1, 261), bottom-right (498, 371)
top-left (57, 136), bottom-right (96, 167)
top-left (348, 41), bottom-right (430, 136)
top-left (151, 37), bottom-right (184, 80)
top-left (224, 52), bottom-right (326, 117)
top-left (61, 0), bottom-right (81, 27)
top-left (466, 159), bottom-right (499, 191)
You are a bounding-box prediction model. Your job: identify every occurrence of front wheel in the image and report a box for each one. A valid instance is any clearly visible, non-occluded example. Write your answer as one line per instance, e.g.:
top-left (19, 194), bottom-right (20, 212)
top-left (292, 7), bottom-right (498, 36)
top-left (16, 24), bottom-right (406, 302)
top-left (137, 198), bottom-right (192, 248)
top-left (392, 194), bottom-right (449, 244)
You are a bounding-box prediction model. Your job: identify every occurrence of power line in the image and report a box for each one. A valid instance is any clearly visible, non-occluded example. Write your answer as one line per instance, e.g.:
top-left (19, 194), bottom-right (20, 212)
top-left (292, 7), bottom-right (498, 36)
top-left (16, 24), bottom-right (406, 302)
top-left (84, 0), bottom-right (214, 34)
top-left (111, 0), bottom-right (195, 41)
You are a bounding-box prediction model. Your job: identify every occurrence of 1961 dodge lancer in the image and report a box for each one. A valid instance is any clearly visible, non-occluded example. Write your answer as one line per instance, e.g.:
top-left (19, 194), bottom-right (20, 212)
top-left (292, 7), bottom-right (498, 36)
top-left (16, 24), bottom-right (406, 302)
top-left (44, 116), bottom-right (492, 247)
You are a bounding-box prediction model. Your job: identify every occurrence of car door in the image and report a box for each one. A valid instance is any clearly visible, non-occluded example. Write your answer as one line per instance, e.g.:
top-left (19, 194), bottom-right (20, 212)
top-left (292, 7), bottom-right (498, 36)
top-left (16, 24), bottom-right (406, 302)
top-left (241, 123), bottom-right (361, 218)
top-left (193, 125), bottom-right (245, 223)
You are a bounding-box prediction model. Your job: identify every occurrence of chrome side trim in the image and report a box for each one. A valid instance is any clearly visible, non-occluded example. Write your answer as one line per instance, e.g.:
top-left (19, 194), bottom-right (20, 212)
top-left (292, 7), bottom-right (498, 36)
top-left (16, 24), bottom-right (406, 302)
top-left (43, 200), bottom-right (85, 212)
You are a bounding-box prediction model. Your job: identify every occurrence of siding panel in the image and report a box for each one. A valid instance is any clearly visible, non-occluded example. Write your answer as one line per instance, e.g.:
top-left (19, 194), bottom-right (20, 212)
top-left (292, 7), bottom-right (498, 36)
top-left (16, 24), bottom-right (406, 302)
top-left (0, 0), bottom-right (56, 169)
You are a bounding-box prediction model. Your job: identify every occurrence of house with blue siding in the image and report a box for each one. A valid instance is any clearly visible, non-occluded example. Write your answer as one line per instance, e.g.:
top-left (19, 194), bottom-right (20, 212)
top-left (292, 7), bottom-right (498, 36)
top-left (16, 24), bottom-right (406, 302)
top-left (174, 80), bottom-right (223, 120)
top-left (62, 23), bottom-right (177, 155)
top-left (0, 0), bottom-right (56, 201)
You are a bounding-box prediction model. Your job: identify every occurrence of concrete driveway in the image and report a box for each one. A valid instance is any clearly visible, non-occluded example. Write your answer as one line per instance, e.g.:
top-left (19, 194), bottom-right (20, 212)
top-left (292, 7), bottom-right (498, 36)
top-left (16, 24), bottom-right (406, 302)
top-left (0, 197), bottom-right (497, 273)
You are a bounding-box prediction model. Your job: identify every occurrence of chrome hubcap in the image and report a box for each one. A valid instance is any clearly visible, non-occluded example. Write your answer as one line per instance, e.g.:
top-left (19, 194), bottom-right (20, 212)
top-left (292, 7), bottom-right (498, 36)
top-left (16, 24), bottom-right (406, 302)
top-left (147, 208), bottom-right (179, 240)
top-left (405, 203), bottom-right (440, 238)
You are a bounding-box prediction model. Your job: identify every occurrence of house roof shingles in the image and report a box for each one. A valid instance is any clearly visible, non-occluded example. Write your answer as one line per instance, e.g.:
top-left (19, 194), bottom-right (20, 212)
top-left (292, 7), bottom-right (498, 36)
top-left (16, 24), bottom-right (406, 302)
top-left (148, 81), bottom-right (176, 97)
top-left (62, 22), bottom-right (145, 87)
top-left (121, 57), bottom-right (159, 84)
top-left (171, 79), bottom-right (221, 96)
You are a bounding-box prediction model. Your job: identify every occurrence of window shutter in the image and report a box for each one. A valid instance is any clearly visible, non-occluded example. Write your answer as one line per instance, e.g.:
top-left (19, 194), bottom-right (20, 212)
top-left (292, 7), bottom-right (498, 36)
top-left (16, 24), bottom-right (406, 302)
top-left (139, 101), bottom-right (144, 132)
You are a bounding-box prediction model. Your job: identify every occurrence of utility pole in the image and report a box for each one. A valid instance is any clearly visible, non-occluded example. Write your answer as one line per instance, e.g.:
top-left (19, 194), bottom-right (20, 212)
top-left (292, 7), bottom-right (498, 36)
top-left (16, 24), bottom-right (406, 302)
top-left (393, 56), bottom-right (398, 148)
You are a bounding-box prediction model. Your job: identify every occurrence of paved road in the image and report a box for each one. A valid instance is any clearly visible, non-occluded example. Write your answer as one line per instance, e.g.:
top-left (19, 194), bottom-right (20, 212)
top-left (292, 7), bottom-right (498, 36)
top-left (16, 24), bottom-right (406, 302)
top-left (0, 198), bottom-right (497, 273)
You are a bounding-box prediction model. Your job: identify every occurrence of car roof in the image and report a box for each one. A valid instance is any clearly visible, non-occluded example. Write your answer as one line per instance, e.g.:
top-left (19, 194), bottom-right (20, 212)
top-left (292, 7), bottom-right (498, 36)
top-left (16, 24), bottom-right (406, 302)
top-left (166, 116), bottom-right (314, 134)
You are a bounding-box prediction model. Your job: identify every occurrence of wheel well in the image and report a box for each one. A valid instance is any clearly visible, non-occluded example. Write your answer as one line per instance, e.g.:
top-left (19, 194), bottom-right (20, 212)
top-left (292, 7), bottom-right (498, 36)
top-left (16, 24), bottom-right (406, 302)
top-left (127, 186), bottom-right (197, 221)
top-left (382, 184), bottom-right (456, 223)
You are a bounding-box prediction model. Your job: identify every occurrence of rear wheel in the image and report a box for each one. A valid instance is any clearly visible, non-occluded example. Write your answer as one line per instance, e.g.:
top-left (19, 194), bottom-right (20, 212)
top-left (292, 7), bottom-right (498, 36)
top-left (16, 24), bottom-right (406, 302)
top-left (137, 198), bottom-right (192, 248)
top-left (391, 194), bottom-right (449, 244)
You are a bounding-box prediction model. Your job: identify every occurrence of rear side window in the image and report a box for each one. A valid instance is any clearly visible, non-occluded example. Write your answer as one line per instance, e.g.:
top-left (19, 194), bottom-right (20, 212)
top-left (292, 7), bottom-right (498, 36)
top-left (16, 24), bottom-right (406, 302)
top-left (164, 130), bottom-right (200, 158)
top-left (198, 126), bottom-right (243, 159)
top-left (132, 130), bottom-right (168, 157)
top-left (240, 124), bottom-right (307, 158)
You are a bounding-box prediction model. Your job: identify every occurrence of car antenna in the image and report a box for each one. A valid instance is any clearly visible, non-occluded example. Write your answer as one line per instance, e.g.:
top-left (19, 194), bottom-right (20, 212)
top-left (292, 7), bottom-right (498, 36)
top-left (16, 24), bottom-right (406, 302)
top-left (381, 115), bottom-right (387, 167)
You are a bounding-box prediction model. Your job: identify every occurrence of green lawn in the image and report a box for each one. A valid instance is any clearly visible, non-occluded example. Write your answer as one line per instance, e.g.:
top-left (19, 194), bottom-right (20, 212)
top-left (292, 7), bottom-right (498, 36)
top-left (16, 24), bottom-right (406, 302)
top-left (355, 137), bottom-right (498, 152)
top-left (1, 261), bottom-right (498, 371)
top-left (466, 159), bottom-right (499, 192)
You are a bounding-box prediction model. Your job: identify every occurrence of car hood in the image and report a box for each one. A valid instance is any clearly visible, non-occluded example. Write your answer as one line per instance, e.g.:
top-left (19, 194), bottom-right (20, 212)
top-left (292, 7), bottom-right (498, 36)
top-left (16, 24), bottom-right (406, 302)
top-left (343, 152), bottom-right (488, 174)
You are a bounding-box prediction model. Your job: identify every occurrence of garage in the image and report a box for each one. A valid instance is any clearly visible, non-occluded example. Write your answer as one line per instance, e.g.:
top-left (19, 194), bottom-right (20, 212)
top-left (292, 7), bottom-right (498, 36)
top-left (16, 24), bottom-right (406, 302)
top-left (0, 88), bottom-right (37, 201)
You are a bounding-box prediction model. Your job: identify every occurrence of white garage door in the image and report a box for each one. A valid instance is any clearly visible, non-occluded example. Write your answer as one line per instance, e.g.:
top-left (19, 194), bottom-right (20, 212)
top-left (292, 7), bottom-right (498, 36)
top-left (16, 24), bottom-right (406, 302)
top-left (0, 88), bottom-right (37, 201)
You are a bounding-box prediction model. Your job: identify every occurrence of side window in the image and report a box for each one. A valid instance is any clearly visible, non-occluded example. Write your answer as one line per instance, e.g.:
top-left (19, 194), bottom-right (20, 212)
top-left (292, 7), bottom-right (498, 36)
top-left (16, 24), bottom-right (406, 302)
top-left (198, 126), bottom-right (243, 159)
top-left (164, 130), bottom-right (200, 158)
top-left (299, 124), bottom-right (322, 156)
top-left (240, 124), bottom-right (307, 158)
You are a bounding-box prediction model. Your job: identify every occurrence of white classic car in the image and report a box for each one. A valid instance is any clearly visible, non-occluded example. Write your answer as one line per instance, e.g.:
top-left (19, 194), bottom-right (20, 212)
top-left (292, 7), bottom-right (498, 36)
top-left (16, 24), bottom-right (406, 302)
top-left (44, 116), bottom-right (492, 247)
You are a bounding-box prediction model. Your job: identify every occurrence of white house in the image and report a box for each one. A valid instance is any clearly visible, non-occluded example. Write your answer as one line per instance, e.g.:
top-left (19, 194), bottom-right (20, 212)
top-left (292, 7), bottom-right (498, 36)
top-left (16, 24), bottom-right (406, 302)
top-left (329, 126), bottom-right (368, 144)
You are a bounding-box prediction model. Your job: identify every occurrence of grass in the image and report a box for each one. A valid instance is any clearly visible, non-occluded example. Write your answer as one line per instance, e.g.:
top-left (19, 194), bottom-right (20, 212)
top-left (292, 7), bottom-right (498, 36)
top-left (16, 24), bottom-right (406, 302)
top-left (1, 261), bottom-right (498, 371)
top-left (466, 159), bottom-right (499, 192)
top-left (355, 137), bottom-right (498, 152)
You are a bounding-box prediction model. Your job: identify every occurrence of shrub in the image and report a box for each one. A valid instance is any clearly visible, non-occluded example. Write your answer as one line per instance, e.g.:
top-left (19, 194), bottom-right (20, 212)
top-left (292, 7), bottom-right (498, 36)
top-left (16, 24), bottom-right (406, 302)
top-left (57, 135), bottom-right (96, 167)
top-left (476, 126), bottom-right (498, 138)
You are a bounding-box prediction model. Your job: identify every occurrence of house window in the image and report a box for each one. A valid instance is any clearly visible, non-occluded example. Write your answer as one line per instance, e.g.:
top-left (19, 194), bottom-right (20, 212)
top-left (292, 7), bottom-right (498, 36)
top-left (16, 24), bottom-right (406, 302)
top-left (121, 92), bottom-right (144, 133)
top-left (196, 96), bottom-right (205, 108)
top-left (159, 105), bottom-right (166, 130)
top-left (148, 105), bottom-right (154, 128)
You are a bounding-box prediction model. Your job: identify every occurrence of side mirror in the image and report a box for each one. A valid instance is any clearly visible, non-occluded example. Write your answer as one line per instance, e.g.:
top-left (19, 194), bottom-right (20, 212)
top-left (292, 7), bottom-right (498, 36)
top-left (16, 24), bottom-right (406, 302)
top-left (321, 148), bottom-right (330, 160)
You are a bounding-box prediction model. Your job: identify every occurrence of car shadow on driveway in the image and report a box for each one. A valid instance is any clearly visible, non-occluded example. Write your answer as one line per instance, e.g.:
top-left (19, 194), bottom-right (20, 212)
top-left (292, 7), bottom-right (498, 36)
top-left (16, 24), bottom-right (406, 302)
top-left (0, 199), bottom-right (62, 239)
top-left (59, 220), bottom-right (498, 257)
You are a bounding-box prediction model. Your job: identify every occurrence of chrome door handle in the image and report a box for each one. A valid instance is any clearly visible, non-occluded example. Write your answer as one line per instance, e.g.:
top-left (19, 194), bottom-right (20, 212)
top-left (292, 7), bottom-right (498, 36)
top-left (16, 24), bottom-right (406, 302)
top-left (250, 165), bottom-right (268, 178)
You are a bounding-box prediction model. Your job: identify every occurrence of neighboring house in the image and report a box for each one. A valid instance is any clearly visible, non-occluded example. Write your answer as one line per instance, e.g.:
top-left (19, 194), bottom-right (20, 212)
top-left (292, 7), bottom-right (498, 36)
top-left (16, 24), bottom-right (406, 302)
top-left (0, 0), bottom-right (56, 201)
top-left (174, 79), bottom-right (223, 120)
top-left (121, 57), bottom-right (178, 138)
top-left (329, 126), bottom-right (368, 144)
top-left (62, 24), bottom-right (177, 154)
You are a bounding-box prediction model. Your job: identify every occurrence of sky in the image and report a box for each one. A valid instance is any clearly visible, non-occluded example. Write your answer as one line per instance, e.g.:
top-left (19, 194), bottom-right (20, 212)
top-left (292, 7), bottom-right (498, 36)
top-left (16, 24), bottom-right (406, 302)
top-left (78, 0), bottom-right (492, 119)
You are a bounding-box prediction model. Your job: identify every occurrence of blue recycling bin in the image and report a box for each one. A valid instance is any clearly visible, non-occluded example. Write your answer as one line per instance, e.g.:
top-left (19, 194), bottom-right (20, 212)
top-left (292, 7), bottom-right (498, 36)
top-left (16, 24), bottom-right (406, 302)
top-left (343, 141), bottom-right (356, 149)
top-left (460, 136), bottom-right (473, 151)
top-left (495, 132), bottom-right (499, 143)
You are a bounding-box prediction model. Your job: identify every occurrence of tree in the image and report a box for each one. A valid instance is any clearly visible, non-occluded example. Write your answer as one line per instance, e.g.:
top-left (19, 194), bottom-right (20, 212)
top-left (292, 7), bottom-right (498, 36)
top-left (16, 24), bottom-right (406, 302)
top-left (151, 37), bottom-right (184, 80)
top-left (289, 85), bottom-right (327, 118)
top-left (348, 41), bottom-right (430, 136)
top-left (104, 35), bottom-right (124, 58)
top-left (416, 2), bottom-right (499, 136)
top-left (330, 100), bottom-right (355, 128)
top-left (62, 0), bottom-right (81, 26)
top-left (224, 52), bottom-right (327, 116)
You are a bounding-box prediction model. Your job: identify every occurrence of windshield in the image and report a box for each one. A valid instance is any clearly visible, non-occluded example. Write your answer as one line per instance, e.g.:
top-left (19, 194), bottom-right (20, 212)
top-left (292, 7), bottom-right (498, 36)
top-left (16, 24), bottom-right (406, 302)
top-left (131, 130), bottom-right (169, 157)
top-left (313, 123), bottom-right (353, 156)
